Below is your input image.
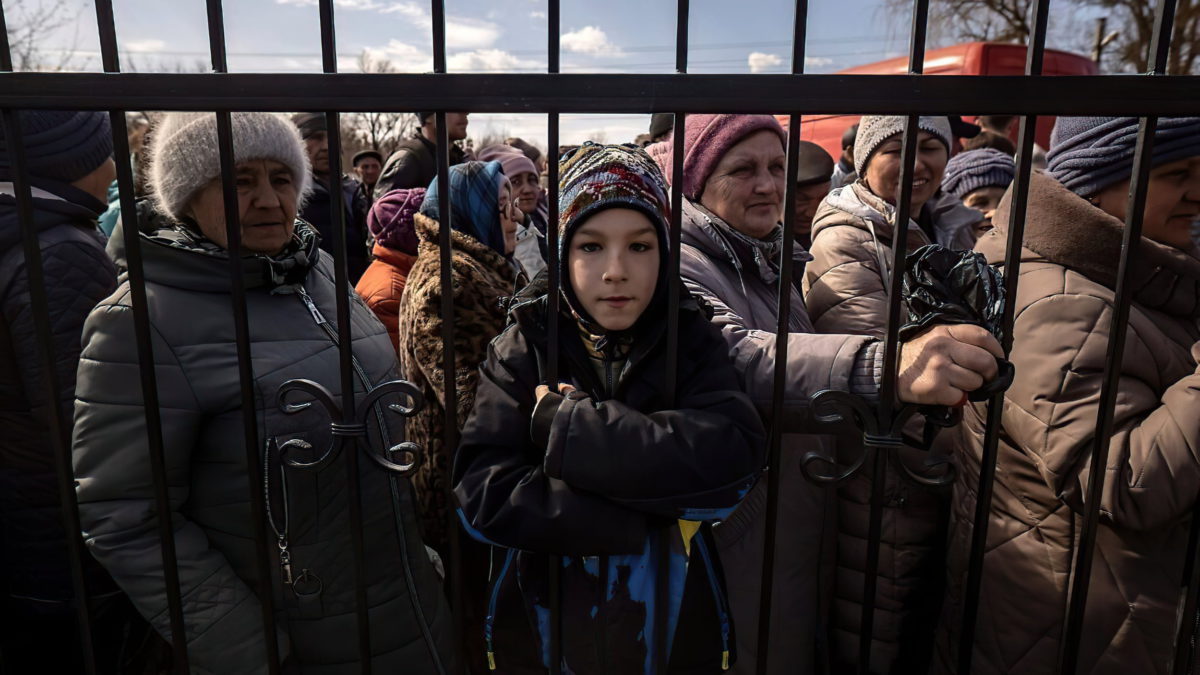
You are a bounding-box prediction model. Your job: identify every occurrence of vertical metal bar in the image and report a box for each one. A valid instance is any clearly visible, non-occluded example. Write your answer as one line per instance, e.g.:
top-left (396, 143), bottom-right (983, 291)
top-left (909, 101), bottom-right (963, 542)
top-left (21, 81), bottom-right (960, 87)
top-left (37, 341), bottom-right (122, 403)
top-left (653, 3), bottom-right (688, 671)
top-left (0, 106), bottom-right (100, 675)
top-left (1060, 2), bottom-right (1177, 672)
top-left (546, 0), bottom-right (564, 671)
top-left (755, 4), bottom-right (807, 673)
top-left (317, 2), bottom-right (372, 672)
top-left (203, 2), bottom-right (281, 672)
top-left (90, 1), bottom-right (192, 671)
top-left (429, 0), bottom-right (462, 659)
top-left (1174, 500), bottom-right (1200, 674)
top-left (955, 1), bottom-right (1050, 671)
top-left (857, 1), bottom-right (928, 672)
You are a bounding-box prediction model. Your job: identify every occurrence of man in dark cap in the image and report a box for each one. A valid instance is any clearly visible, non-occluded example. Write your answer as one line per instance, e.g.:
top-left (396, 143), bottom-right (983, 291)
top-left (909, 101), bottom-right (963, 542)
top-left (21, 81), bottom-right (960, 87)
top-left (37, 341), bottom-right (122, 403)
top-left (291, 112), bottom-right (370, 281)
top-left (373, 112), bottom-right (468, 199)
top-left (831, 123), bottom-right (858, 188)
top-left (0, 110), bottom-right (160, 673)
top-left (793, 140), bottom-right (835, 252)
top-left (352, 148), bottom-right (383, 202)
top-left (648, 112), bottom-right (674, 144)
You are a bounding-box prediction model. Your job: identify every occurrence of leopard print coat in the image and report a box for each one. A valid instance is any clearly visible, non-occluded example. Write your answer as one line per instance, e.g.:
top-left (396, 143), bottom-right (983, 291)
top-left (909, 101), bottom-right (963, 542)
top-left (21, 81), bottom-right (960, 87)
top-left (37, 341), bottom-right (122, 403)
top-left (398, 213), bottom-right (517, 554)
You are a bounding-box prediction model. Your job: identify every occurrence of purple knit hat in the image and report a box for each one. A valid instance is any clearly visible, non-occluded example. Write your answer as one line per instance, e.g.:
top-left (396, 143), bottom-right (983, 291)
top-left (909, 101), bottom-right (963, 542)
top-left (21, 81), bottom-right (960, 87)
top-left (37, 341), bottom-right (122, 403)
top-left (477, 144), bottom-right (538, 179)
top-left (654, 114), bottom-right (787, 201)
top-left (368, 187), bottom-right (426, 255)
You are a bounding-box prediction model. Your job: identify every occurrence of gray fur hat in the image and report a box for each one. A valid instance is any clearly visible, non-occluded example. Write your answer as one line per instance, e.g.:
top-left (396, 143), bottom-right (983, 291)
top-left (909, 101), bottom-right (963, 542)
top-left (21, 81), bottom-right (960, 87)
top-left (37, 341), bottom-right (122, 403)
top-left (148, 112), bottom-right (312, 222)
top-left (854, 115), bottom-right (953, 178)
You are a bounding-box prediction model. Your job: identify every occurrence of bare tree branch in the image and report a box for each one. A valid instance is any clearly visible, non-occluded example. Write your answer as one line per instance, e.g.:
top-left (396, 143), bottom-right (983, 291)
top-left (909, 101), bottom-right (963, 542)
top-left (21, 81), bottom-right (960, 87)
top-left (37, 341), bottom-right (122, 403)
top-left (5, 0), bottom-right (85, 71)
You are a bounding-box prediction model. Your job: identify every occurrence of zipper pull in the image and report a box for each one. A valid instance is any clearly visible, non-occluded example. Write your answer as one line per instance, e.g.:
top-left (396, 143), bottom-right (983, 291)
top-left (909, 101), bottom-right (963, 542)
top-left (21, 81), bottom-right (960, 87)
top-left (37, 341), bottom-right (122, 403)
top-left (297, 287), bottom-right (327, 325)
top-left (487, 646), bottom-right (496, 671)
top-left (721, 650), bottom-right (730, 671)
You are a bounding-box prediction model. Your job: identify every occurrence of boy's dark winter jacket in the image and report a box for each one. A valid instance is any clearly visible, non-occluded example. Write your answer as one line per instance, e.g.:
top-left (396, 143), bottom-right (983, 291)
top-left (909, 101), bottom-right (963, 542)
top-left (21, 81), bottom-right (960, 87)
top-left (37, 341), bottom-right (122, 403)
top-left (453, 275), bottom-right (767, 674)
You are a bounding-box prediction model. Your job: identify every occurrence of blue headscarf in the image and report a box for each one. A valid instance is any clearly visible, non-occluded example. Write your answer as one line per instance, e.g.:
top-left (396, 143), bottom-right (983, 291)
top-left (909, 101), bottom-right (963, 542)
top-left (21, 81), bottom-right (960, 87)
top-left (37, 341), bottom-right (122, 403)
top-left (419, 160), bottom-right (508, 255)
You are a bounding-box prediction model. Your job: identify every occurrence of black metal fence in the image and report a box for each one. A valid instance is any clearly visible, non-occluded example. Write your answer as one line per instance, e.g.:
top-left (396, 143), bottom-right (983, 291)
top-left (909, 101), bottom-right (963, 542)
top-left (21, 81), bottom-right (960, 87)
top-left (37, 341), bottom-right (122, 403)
top-left (1, 0), bottom-right (1199, 673)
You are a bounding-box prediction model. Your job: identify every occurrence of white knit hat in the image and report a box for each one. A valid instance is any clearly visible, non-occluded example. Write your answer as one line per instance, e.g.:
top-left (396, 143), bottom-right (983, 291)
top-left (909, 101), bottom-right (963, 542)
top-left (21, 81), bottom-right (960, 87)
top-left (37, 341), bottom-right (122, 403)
top-left (148, 112), bottom-right (312, 222)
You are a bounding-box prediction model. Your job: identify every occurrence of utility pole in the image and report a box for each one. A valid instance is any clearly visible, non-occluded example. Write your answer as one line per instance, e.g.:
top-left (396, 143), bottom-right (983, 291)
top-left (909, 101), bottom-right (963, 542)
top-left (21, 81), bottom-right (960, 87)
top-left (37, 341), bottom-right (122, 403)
top-left (1092, 16), bottom-right (1119, 71)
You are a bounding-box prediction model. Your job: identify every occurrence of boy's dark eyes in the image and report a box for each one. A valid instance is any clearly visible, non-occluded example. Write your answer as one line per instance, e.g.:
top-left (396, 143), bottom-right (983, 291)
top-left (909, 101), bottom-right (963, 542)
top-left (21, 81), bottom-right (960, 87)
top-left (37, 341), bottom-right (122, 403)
top-left (578, 242), bottom-right (601, 253)
top-left (630, 242), bottom-right (652, 252)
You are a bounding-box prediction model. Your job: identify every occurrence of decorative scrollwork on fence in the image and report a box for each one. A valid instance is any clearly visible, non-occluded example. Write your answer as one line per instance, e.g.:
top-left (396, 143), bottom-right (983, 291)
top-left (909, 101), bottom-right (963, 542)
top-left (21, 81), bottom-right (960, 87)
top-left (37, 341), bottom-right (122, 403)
top-left (799, 389), bottom-right (956, 489)
top-left (275, 378), bottom-right (425, 475)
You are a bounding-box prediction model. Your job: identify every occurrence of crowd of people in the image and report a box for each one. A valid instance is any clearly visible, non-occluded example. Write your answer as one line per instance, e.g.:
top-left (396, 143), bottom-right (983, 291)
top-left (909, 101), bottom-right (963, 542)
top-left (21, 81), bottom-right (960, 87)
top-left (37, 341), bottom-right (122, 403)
top-left (0, 105), bottom-right (1197, 675)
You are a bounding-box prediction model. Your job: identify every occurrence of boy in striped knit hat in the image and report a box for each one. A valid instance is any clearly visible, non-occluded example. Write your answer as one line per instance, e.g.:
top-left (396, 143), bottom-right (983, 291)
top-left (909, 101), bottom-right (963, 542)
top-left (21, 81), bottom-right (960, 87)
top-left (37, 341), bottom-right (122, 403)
top-left (453, 143), bottom-right (766, 673)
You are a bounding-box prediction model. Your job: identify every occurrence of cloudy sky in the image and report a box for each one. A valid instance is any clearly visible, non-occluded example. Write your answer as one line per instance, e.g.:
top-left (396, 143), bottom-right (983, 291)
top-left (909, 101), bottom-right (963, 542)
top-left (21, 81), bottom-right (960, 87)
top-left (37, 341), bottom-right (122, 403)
top-left (11, 0), bottom-right (1079, 144)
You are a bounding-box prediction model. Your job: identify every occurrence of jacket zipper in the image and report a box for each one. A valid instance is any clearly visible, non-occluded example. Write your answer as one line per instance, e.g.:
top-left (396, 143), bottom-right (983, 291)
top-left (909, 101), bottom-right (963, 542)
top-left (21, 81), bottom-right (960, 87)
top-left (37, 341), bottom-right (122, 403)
top-left (694, 535), bottom-right (732, 670)
top-left (295, 285), bottom-right (447, 674)
top-left (485, 548), bottom-right (517, 670)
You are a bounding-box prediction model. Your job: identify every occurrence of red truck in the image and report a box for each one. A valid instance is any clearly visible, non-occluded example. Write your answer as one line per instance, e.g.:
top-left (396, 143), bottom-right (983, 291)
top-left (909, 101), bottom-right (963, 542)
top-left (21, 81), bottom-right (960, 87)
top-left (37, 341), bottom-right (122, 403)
top-left (780, 42), bottom-right (1100, 160)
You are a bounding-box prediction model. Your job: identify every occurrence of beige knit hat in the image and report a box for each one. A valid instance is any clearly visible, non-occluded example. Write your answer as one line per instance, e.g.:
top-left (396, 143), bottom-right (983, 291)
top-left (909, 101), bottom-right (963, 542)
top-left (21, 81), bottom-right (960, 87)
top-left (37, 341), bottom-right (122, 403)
top-left (148, 112), bottom-right (312, 222)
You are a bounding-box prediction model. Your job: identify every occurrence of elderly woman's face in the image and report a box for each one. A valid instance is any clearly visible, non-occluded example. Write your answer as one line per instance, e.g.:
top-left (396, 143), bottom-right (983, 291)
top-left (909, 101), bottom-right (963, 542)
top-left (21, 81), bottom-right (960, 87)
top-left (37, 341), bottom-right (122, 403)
top-left (862, 131), bottom-right (948, 217)
top-left (510, 171), bottom-right (542, 216)
top-left (189, 159), bottom-right (298, 255)
top-left (700, 130), bottom-right (786, 240)
top-left (498, 179), bottom-right (521, 255)
top-left (1094, 155), bottom-right (1200, 250)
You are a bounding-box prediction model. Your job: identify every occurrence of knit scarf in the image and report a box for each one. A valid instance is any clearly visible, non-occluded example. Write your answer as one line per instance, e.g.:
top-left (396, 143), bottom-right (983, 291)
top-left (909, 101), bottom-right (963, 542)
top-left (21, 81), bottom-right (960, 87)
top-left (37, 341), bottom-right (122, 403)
top-left (692, 202), bottom-right (784, 286)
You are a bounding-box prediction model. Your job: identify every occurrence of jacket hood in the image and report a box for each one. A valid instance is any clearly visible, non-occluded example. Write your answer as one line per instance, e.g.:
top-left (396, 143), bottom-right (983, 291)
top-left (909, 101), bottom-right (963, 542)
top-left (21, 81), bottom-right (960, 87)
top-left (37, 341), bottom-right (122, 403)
top-left (106, 199), bottom-right (322, 293)
top-left (984, 170), bottom-right (1200, 317)
top-left (0, 179), bottom-right (105, 251)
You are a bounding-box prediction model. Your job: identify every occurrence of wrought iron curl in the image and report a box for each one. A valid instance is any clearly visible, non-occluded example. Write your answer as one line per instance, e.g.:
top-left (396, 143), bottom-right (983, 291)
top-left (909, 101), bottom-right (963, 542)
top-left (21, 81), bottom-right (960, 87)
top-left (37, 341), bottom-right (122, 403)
top-left (275, 378), bottom-right (425, 474)
top-left (800, 389), bottom-right (955, 488)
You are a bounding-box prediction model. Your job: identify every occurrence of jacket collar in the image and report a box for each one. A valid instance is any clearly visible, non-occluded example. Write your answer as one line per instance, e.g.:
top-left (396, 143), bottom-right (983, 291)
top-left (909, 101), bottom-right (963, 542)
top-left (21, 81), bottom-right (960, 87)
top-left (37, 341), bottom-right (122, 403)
top-left (413, 212), bottom-right (514, 278)
top-left (680, 198), bottom-right (812, 287)
top-left (812, 180), bottom-right (942, 247)
top-left (985, 170), bottom-right (1200, 318)
top-left (0, 180), bottom-right (104, 250)
top-left (370, 242), bottom-right (416, 273)
top-left (107, 200), bottom-right (322, 293)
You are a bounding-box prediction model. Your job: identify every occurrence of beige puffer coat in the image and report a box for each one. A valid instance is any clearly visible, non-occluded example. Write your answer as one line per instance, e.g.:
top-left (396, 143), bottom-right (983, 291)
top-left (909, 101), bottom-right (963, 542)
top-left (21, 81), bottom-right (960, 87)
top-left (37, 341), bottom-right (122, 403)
top-left (935, 171), bottom-right (1200, 675)
top-left (803, 181), bottom-right (978, 674)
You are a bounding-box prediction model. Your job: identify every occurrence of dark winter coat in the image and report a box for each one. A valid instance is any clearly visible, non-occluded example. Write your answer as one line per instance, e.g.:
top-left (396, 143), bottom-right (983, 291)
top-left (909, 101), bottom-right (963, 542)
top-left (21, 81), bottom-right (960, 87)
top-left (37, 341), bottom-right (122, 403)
top-left (72, 212), bottom-right (455, 675)
top-left (0, 181), bottom-right (118, 607)
top-left (803, 181), bottom-right (975, 674)
top-left (300, 174), bottom-right (370, 282)
top-left (453, 274), bottom-right (767, 674)
top-left (935, 171), bottom-right (1200, 675)
top-left (374, 135), bottom-right (466, 200)
top-left (677, 198), bottom-right (878, 674)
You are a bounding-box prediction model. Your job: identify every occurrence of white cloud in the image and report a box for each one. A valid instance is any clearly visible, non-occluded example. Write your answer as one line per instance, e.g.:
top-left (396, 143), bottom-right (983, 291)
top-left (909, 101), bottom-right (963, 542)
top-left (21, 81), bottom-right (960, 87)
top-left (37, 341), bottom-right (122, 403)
top-left (561, 26), bottom-right (622, 56)
top-left (276, 0), bottom-right (386, 7)
top-left (806, 56), bottom-right (834, 68)
top-left (748, 52), bottom-right (782, 74)
top-left (530, 10), bottom-right (547, 19)
top-left (362, 39), bottom-right (432, 71)
top-left (448, 49), bottom-right (538, 72)
top-left (380, 2), bottom-right (499, 49)
top-left (124, 39), bottom-right (166, 53)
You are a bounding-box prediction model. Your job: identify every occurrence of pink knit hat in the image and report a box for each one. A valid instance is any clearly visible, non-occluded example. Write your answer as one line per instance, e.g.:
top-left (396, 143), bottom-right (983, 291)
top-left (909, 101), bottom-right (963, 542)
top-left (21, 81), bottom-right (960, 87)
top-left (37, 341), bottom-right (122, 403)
top-left (652, 114), bottom-right (787, 200)
top-left (476, 144), bottom-right (539, 180)
top-left (368, 187), bottom-right (425, 255)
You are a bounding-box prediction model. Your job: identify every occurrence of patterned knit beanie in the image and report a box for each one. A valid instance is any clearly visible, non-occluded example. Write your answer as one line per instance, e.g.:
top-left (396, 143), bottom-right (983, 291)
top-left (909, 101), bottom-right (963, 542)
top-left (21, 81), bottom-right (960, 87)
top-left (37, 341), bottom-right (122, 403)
top-left (941, 148), bottom-right (1016, 199)
top-left (0, 110), bottom-right (113, 183)
top-left (1047, 116), bottom-right (1200, 198)
top-left (148, 112), bottom-right (312, 223)
top-left (558, 142), bottom-right (672, 332)
top-left (854, 115), bottom-right (953, 178)
top-left (368, 187), bottom-right (425, 255)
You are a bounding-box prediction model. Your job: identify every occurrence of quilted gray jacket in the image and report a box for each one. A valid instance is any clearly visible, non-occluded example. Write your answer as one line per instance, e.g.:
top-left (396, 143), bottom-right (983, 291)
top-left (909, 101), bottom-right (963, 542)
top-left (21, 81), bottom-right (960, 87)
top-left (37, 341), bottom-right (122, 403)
top-left (72, 215), bottom-right (454, 675)
top-left (678, 199), bottom-right (876, 674)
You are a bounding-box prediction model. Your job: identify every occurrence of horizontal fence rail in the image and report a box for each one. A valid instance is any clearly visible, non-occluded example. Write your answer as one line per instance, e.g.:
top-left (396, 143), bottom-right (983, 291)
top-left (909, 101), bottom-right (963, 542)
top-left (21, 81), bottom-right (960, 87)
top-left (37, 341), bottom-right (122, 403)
top-left (0, 72), bottom-right (1198, 115)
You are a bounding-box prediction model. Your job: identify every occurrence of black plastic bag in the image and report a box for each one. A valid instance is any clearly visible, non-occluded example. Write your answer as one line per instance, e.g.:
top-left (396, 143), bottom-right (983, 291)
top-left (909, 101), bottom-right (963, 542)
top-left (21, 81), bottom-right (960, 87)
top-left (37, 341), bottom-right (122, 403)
top-left (900, 244), bottom-right (1013, 402)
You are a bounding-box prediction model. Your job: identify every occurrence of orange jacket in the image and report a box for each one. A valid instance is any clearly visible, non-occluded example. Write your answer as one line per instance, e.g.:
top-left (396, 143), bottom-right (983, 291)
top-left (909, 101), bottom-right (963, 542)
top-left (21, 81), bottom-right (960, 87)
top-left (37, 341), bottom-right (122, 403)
top-left (355, 243), bottom-right (416, 352)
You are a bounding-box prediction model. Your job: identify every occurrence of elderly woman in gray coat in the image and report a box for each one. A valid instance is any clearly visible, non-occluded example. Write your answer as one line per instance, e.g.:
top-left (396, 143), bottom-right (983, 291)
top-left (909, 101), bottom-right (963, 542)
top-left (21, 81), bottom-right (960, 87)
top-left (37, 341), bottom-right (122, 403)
top-left (71, 112), bottom-right (454, 675)
top-left (656, 113), bottom-right (1003, 674)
